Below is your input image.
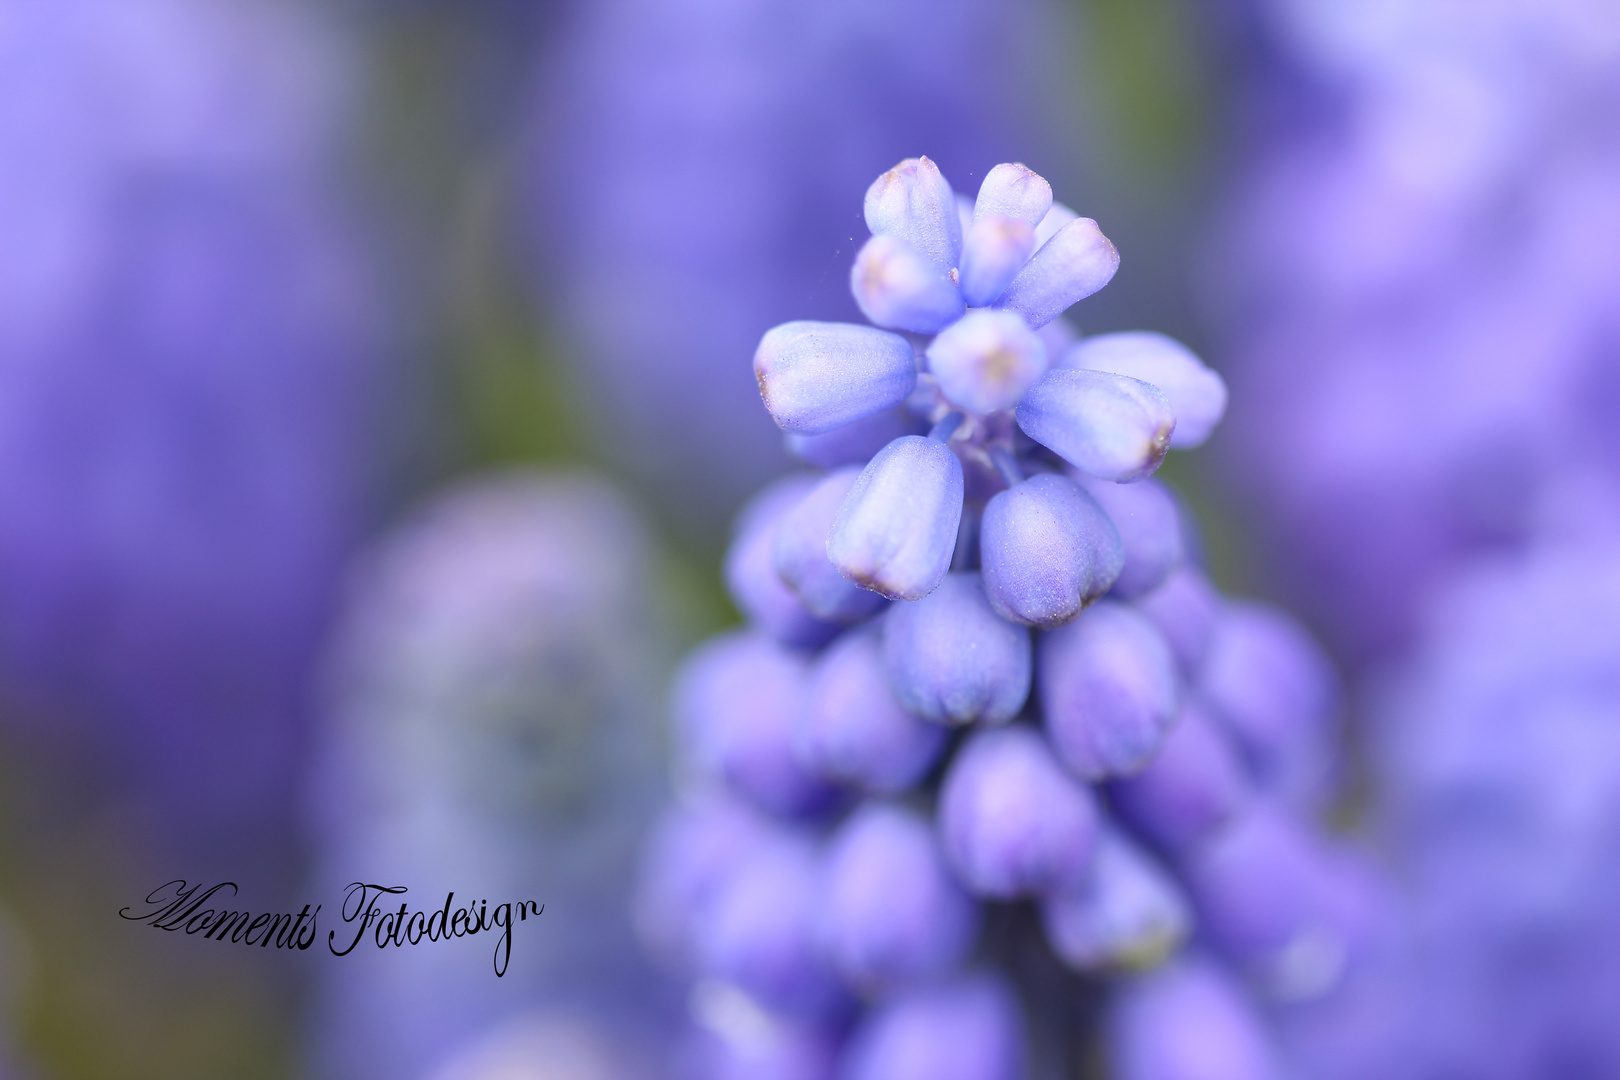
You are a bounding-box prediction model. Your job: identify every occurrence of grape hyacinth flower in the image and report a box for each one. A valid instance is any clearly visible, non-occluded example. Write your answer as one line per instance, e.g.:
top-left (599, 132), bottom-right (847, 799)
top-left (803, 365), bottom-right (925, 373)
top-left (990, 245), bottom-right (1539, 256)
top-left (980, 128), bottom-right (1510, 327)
top-left (639, 156), bottom-right (1361, 1078)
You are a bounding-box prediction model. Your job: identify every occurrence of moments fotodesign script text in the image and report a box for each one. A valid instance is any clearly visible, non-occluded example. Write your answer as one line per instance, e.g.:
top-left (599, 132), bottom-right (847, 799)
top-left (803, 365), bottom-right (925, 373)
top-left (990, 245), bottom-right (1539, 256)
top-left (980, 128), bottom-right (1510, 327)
top-left (119, 880), bottom-right (543, 977)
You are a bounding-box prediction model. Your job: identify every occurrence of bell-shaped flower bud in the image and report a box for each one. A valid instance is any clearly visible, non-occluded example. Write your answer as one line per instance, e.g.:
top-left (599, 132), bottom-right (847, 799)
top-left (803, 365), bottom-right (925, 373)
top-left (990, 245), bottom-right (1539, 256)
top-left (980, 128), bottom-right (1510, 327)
top-left (1198, 603), bottom-right (1340, 809)
top-left (755, 321), bottom-right (917, 435)
top-left (851, 234), bottom-right (966, 334)
top-left (687, 998), bottom-right (839, 1080)
top-left (633, 792), bottom-right (774, 971)
top-left (1181, 801), bottom-right (1361, 999)
top-left (1034, 201), bottom-right (1078, 247)
top-left (723, 474), bottom-right (840, 648)
top-left (698, 832), bottom-right (847, 1018)
top-left (926, 309), bottom-right (1048, 415)
top-left (1039, 600), bottom-right (1180, 780)
top-left (883, 572), bottom-right (1032, 726)
top-left (827, 435), bottom-right (964, 601)
top-left (1073, 473), bottom-right (1184, 599)
top-left (959, 216), bottom-right (1037, 307)
top-left (973, 163), bottom-right (1054, 228)
top-left (1017, 368), bottom-right (1175, 482)
top-left (785, 405), bottom-right (928, 468)
top-left (818, 803), bottom-right (980, 995)
top-left (774, 468), bottom-right (890, 624)
top-left (1064, 331), bottom-right (1228, 448)
top-left (1135, 566), bottom-right (1224, 676)
top-left (797, 626), bottom-right (946, 794)
top-left (842, 974), bottom-right (1026, 1080)
top-left (1108, 956), bottom-right (1284, 1080)
top-left (997, 217), bottom-right (1118, 329)
top-left (1110, 701), bottom-right (1248, 852)
top-left (980, 473), bottom-right (1123, 627)
top-left (939, 726), bottom-right (1099, 898)
top-left (864, 155), bottom-right (964, 278)
top-left (1041, 825), bottom-right (1190, 971)
top-left (674, 631), bottom-right (840, 818)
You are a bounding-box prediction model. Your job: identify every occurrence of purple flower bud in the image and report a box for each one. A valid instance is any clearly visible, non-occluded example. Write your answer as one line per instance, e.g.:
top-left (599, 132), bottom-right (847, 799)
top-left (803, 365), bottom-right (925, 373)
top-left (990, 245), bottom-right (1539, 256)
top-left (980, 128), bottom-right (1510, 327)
top-left (980, 473), bottom-right (1123, 627)
top-left (786, 406), bottom-right (929, 469)
top-left (841, 973), bottom-right (1026, 1080)
top-left (1017, 369), bottom-right (1175, 482)
top-left (797, 626), bottom-right (946, 794)
top-left (1108, 956), bottom-right (1283, 1080)
top-left (925, 309), bottom-right (1048, 415)
top-left (864, 156), bottom-right (964, 279)
top-left (827, 435), bottom-right (964, 601)
top-left (1064, 332), bottom-right (1228, 448)
top-left (1134, 567), bottom-right (1223, 675)
top-left (1110, 701), bottom-right (1248, 852)
top-left (958, 217), bottom-right (1037, 307)
top-left (687, 988), bottom-right (839, 1080)
top-left (1072, 474), bottom-right (1185, 600)
top-left (883, 573), bottom-right (1032, 726)
top-left (939, 726), bottom-right (1099, 898)
top-left (634, 792), bottom-right (774, 970)
top-left (1039, 600), bottom-right (1180, 780)
top-left (674, 631), bottom-right (841, 818)
top-left (818, 803), bottom-right (979, 994)
top-left (1198, 603), bottom-right (1340, 807)
top-left (1033, 201), bottom-right (1078, 247)
top-left (1180, 801), bottom-right (1358, 998)
top-left (1041, 826), bottom-right (1190, 971)
top-left (973, 163), bottom-right (1053, 229)
top-left (852, 234), bottom-right (966, 334)
top-left (699, 833), bottom-right (847, 1017)
top-left (755, 321), bottom-right (918, 435)
top-left (724, 475), bottom-right (842, 648)
top-left (997, 217), bottom-right (1119, 329)
top-left (775, 468), bottom-right (891, 624)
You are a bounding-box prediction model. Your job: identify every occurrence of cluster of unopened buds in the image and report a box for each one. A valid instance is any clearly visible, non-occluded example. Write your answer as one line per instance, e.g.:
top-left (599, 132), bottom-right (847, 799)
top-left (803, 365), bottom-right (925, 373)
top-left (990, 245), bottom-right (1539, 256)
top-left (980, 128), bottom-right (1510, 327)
top-left (637, 157), bottom-right (1374, 1080)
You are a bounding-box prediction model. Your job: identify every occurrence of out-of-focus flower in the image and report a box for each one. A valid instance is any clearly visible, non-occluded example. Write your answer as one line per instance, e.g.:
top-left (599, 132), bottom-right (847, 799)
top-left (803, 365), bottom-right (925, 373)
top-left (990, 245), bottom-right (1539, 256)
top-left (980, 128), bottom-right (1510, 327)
top-left (309, 472), bottom-right (675, 1080)
top-left (0, 0), bottom-right (386, 859)
top-left (1210, 0), bottom-right (1620, 666)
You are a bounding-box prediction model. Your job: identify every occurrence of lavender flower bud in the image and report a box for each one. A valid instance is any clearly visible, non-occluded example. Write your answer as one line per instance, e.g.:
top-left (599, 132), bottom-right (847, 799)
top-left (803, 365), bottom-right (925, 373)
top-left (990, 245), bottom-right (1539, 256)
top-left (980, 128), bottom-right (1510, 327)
top-left (827, 435), bottom-right (964, 601)
top-left (1073, 474), bottom-right (1185, 600)
top-left (699, 833), bottom-right (847, 1017)
top-left (674, 631), bottom-right (840, 818)
top-left (939, 726), bottom-right (1099, 898)
top-left (925, 309), bottom-right (1048, 415)
top-left (1039, 600), bottom-right (1180, 780)
top-left (882, 572), bottom-right (1033, 726)
top-left (1108, 956), bottom-right (1283, 1080)
top-left (958, 217), bottom-right (1037, 307)
top-left (863, 156), bottom-right (964, 278)
top-left (1065, 332), bottom-right (1228, 448)
top-left (1041, 826), bottom-right (1190, 971)
top-left (818, 803), bottom-right (979, 994)
top-left (724, 474), bottom-right (841, 648)
top-left (841, 974), bottom-right (1026, 1080)
top-left (973, 163), bottom-right (1054, 228)
top-left (1110, 701), bottom-right (1248, 852)
top-left (1135, 567), bottom-right (1224, 675)
top-left (687, 987), bottom-right (839, 1080)
top-left (997, 217), bottom-right (1119, 329)
top-left (755, 321), bottom-right (918, 435)
top-left (1198, 603), bottom-right (1340, 807)
top-left (785, 406), bottom-right (928, 469)
top-left (1033, 201), bottom-right (1078, 247)
top-left (634, 793), bottom-right (774, 971)
top-left (797, 626), bottom-right (946, 794)
top-left (979, 473), bottom-right (1123, 627)
top-left (852, 234), bottom-right (967, 334)
top-left (1017, 369), bottom-right (1176, 482)
top-left (775, 468), bottom-right (891, 624)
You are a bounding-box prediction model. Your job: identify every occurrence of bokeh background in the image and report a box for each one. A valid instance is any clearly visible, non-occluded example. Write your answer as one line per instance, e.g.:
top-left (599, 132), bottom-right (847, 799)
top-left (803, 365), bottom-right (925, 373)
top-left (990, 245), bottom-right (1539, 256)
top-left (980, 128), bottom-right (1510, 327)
top-left (1, 0), bottom-right (1617, 1077)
